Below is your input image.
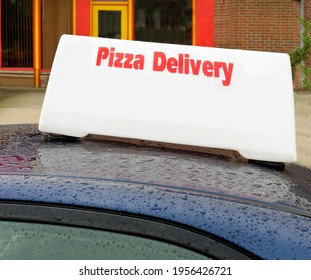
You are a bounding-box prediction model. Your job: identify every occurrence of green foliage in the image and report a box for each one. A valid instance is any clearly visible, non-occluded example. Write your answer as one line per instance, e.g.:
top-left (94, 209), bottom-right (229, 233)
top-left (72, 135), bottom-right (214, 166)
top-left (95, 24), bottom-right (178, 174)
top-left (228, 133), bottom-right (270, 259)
top-left (290, 18), bottom-right (311, 89)
top-left (300, 63), bottom-right (311, 89)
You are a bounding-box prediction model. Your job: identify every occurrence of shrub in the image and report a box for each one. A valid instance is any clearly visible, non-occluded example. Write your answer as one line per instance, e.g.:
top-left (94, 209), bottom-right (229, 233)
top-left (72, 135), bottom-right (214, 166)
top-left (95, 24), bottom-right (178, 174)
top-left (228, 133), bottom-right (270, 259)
top-left (290, 18), bottom-right (311, 89)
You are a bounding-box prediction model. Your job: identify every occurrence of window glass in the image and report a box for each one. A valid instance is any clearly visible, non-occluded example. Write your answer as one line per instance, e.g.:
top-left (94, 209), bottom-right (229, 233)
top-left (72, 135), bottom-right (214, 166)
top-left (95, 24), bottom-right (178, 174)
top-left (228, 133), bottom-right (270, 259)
top-left (98, 11), bottom-right (121, 39)
top-left (0, 221), bottom-right (210, 260)
top-left (134, 0), bottom-right (192, 45)
top-left (1, 0), bottom-right (33, 68)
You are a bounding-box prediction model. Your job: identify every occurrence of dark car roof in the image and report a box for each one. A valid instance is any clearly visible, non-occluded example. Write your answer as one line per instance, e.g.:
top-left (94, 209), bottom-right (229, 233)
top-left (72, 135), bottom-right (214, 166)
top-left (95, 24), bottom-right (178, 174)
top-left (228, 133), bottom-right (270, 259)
top-left (0, 124), bottom-right (311, 259)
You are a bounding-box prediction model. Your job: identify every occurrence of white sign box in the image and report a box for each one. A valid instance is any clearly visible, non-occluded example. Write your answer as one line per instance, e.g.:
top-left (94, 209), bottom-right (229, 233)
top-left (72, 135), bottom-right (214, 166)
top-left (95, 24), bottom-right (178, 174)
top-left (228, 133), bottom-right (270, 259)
top-left (39, 35), bottom-right (296, 163)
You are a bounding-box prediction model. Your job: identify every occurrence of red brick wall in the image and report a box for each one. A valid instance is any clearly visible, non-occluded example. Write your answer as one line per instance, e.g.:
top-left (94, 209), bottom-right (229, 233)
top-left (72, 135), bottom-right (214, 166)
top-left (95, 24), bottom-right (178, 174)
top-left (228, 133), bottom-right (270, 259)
top-left (214, 0), bottom-right (232, 49)
top-left (215, 0), bottom-right (301, 52)
top-left (304, 0), bottom-right (311, 28)
top-left (215, 0), bottom-right (302, 87)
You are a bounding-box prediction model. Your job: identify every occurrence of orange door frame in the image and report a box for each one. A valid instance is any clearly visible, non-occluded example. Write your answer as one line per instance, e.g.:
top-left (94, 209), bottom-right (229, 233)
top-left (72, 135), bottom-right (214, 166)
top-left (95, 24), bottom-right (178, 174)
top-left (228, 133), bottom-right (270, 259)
top-left (33, 0), bottom-right (41, 87)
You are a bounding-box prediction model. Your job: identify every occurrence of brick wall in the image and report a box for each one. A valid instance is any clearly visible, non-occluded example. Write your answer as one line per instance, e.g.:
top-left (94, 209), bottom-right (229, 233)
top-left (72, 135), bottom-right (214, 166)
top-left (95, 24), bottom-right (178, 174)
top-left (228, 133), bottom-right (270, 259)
top-left (304, 0), bottom-right (311, 29)
top-left (215, 0), bottom-right (301, 52)
top-left (214, 0), bottom-right (302, 88)
top-left (214, 0), bottom-right (232, 49)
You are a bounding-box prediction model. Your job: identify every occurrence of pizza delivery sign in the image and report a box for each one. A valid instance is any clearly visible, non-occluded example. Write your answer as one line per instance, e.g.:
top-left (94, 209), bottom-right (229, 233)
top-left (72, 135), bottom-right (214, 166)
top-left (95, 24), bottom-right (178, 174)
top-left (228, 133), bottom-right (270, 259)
top-left (39, 35), bottom-right (296, 163)
top-left (96, 46), bottom-right (234, 86)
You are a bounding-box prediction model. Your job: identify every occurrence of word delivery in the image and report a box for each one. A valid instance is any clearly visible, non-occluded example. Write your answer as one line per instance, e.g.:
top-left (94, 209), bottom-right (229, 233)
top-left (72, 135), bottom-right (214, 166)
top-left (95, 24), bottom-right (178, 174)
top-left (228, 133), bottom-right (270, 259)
top-left (96, 47), bottom-right (234, 86)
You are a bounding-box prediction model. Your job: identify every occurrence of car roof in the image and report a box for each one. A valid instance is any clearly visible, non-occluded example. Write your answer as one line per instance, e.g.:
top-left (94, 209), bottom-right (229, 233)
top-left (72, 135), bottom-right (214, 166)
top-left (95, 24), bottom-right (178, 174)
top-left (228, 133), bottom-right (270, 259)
top-left (1, 124), bottom-right (311, 211)
top-left (0, 124), bottom-right (311, 259)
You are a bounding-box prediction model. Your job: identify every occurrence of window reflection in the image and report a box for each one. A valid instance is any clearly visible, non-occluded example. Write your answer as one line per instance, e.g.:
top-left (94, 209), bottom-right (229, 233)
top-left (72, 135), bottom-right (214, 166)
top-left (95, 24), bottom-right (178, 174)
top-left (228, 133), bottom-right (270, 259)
top-left (98, 11), bottom-right (121, 39)
top-left (1, 0), bottom-right (33, 68)
top-left (134, 0), bottom-right (192, 45)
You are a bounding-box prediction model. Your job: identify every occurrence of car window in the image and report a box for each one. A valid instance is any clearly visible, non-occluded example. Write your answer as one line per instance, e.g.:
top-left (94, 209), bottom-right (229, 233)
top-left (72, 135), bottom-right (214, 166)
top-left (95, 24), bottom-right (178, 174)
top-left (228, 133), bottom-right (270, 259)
top-left (0, 220), bottom-right (210, 260)
top-left (0, 202), bottom-right (255, 260)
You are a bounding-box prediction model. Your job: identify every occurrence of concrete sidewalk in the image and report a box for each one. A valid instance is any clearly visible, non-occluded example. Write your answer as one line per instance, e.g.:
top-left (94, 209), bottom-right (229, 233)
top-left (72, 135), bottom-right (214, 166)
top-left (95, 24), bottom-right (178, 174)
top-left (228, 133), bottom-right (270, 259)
top-left (0, 87), bottom-right (311, 168)
top-left (0, 87), bottom-right (45, 125)
top-left (294, 91), bottom-right (311, 168)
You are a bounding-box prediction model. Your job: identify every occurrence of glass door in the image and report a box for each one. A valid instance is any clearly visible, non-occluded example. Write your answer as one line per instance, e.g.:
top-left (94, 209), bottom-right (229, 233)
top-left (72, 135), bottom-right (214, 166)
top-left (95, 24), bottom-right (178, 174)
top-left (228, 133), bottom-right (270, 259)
top-left (92, 4), bottom-right (128, 40)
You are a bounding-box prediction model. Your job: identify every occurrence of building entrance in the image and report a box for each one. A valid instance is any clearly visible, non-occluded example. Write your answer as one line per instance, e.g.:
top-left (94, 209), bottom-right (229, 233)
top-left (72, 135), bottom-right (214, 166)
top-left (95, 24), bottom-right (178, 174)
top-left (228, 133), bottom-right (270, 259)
top-left (0, 0), bottom-right (214, 87)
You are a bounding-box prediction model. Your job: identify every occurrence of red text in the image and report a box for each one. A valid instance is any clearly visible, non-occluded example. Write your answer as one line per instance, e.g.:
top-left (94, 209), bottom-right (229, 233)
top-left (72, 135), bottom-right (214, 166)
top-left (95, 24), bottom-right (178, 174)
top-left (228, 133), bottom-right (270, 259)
top-left (153, 52), bottom-right (234, 86)
top-left (96, 47), bottom-right (145, 70)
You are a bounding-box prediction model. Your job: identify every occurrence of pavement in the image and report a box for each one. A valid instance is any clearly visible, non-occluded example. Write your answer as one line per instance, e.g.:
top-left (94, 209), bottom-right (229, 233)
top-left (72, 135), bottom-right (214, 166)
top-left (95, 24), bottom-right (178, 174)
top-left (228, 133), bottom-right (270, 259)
top-left (0, 87), bottom-right (311, 169)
